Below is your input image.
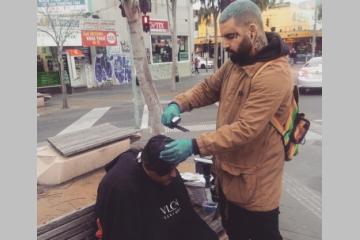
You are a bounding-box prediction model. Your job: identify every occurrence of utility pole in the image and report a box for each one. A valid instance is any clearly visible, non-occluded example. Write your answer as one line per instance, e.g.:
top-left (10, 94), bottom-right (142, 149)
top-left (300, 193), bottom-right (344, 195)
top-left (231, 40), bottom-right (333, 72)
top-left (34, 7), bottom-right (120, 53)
top-left (206, 24), bottom-right (209, 72)
top-left (311, 0), bottom-right (318, 57)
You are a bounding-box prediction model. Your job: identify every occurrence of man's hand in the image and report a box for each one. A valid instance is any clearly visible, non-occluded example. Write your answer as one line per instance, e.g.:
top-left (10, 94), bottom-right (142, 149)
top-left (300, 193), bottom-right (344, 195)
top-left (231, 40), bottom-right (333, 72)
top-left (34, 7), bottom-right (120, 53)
top-left (160, 139), bottom-right (193, 164)
top-left (161, 103), bottom-right (181, 128)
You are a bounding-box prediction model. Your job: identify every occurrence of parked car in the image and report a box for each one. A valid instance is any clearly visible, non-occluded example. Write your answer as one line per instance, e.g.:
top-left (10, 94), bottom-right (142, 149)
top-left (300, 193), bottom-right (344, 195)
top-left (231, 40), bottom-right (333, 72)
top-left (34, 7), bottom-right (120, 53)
top-left (196, 57), bottom-right (214, 69)
top-left (295, 53), bottom-right (313, 63)
top-left (297, 56), bottom-right (322, 93)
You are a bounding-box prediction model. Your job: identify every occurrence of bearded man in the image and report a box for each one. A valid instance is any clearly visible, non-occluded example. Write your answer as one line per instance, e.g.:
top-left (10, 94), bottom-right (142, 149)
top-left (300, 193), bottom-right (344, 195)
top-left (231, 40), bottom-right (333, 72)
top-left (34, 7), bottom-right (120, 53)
top-left (159, 0), bottom-right (293, 239)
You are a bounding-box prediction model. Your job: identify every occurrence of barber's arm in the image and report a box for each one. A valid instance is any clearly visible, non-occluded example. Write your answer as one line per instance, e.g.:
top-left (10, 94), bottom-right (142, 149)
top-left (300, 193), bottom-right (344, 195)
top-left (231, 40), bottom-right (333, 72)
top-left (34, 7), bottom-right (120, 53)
top-left (196, 65), bottom-right (293, 156)
top-left (174, 61), bottom-right (230, 112)
top-left (161, 62), bottom-right (231, 128)
top-left (160, 64), bottom-right (292, 164)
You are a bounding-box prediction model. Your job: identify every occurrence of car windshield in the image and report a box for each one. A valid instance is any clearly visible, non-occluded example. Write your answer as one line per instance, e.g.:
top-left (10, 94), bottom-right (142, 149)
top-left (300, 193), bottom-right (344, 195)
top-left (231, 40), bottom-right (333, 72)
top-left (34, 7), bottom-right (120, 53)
top-left (305, 58), bottom-right (322, 67)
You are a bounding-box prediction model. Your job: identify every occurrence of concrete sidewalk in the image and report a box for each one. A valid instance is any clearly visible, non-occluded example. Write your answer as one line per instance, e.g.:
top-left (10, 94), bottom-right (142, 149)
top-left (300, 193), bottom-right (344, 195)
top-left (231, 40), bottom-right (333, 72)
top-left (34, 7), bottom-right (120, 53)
top-left (38, 72), bottom-right (211, 114)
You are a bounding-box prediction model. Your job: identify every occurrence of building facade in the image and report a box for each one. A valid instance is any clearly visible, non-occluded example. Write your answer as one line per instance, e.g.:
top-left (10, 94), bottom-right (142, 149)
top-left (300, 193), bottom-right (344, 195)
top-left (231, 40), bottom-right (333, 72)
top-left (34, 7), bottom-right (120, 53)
top-left (262, 1), bottom-right (322, 57)
top-left (37, 0), bottom-right (195, 93)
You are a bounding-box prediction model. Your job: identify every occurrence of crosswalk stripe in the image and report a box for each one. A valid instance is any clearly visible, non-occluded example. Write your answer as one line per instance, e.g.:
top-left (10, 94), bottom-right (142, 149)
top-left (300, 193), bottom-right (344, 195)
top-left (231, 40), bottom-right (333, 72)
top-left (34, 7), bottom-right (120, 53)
top-left (57, 107), bottom-right (111, 135)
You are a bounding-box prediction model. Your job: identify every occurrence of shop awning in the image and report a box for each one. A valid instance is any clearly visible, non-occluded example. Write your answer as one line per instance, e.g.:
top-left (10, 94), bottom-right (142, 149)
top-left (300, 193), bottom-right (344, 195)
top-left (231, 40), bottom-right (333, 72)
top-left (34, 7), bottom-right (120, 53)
top-left (279, 30), bottom-right (322, 39)
top-left (66, 49), bottom-right (84, 57)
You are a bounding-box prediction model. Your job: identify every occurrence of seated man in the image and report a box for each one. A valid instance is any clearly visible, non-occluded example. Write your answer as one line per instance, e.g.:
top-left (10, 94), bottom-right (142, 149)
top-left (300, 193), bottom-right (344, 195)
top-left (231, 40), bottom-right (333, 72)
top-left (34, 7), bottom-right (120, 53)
top-left (95, 135), bottom-right (218, 240)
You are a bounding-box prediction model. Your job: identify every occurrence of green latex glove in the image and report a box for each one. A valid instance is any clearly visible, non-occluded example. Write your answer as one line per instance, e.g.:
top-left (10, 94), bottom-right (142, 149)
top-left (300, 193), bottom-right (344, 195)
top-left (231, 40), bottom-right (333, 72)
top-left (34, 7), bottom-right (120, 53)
top-left (160, 139), bottom-right (193, 164)
top-left (161, 103), bottom-right (181, 128)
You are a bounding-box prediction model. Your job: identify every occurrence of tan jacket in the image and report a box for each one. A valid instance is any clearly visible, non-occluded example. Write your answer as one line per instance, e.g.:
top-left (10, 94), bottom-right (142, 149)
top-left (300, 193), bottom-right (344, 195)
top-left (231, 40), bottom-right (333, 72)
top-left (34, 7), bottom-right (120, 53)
top-left (174, 57), bottom-right (293, 211)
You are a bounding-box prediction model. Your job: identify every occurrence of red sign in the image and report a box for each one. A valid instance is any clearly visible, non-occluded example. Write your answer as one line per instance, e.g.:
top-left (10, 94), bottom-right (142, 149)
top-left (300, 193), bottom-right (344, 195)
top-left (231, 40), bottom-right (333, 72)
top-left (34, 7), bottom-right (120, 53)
top-left (81, 30), bottom-right (117, 47)
top-left (66, 49), bottom-right (84, 57)
top-left (149, 20), bottom-right (169, 33)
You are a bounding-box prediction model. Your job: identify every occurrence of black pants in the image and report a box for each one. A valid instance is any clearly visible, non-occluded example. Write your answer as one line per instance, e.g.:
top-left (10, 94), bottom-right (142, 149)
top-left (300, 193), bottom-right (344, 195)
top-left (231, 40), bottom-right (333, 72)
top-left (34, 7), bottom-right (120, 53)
top-left (220, 199), bottom-right (282, 240)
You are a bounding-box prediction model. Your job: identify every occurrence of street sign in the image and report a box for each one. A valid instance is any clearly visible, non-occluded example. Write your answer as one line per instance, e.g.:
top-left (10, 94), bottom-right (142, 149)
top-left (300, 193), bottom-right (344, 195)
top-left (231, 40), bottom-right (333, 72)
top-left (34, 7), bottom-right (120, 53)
top-left (80, 19), bottom-right (118, 47)
top-left (81, 31), bottom-right (117, 47)
top-left (149, 19), bottom-right (169, 33)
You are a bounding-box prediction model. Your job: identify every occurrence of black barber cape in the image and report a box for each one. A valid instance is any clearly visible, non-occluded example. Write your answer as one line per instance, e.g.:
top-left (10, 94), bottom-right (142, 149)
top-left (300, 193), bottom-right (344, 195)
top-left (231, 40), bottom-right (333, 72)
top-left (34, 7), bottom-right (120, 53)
top-left (95, 149), bottom-right (218, 240)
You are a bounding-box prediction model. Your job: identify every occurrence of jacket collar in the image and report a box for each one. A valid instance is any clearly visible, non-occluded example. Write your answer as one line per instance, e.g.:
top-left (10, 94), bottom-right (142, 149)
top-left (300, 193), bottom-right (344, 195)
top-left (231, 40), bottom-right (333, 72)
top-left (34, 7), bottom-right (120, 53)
top-left (241, 62), bottom-right (265, 79)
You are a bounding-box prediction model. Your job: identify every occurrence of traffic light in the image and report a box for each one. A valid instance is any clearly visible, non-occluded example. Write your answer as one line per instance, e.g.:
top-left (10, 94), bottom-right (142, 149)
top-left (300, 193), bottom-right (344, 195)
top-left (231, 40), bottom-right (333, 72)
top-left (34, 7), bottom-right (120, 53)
top-left (220, 0), bottom-right (235, 11)
top-left (139, 0), bottom-right (151, 14)
top-left (142, 15), bottom-right (150, 33)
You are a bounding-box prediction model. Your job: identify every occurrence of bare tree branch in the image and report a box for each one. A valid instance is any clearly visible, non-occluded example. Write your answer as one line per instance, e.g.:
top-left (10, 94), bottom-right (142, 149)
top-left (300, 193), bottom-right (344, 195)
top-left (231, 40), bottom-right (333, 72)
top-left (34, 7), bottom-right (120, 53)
top-left (37, 28), bottom-right (59, 46)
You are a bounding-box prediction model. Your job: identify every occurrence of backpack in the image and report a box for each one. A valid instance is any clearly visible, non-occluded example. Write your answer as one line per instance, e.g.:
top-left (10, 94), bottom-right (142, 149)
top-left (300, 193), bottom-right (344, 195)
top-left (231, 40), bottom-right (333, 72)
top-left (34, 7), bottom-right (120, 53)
top-left (252, 61), bottom-right (311, 161)
top-left (270, 86), bottom-right (310, 161)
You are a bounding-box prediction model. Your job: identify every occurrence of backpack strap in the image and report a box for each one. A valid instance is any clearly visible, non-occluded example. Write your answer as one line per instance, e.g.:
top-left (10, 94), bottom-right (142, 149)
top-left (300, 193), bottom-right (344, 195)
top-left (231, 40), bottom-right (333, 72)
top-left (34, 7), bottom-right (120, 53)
top-left (244, 60), bottom-right (282, 134)
top-left (270, 85), bottom-right (299, 137)
top-left (251, 61), bottom-right (274, 82)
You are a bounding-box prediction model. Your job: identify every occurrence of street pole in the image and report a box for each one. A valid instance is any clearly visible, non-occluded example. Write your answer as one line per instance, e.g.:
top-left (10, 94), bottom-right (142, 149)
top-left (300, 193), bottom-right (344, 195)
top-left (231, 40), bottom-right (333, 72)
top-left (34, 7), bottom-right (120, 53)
top-left (206, 24), bottom-right (209, 72)
top-left (126, 24), bottom-right (141, 129)
top-left (311, 1), bottom-right (318, 58)
top-left (220, 39), bottom-right (224, 66)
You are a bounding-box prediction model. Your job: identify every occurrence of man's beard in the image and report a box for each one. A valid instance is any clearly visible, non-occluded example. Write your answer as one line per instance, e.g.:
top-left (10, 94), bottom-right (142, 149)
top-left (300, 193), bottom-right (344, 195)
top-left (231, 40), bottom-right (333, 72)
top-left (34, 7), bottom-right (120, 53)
top-left (227, 36), bottom-right (253, 65)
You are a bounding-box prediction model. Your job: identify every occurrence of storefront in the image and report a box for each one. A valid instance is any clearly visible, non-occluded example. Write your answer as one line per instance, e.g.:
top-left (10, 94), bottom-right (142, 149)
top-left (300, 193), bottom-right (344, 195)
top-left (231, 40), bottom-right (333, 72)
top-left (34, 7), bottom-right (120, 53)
top-left (37, 45), bottom-right (91, 93)
top-left (151, 34), bottom-right (190, 63)
top-left (145, 19), bottom-right (192, 80)
top-left (37, 0), bottom-right (94, 93)
top-left (280, 30), bottom-right (322, 56)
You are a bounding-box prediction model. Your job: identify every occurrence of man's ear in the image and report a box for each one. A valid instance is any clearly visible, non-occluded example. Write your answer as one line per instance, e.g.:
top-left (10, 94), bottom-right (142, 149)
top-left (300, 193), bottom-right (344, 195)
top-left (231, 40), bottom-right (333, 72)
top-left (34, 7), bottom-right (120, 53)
top-left (249, 24), bottom-right (258, 41)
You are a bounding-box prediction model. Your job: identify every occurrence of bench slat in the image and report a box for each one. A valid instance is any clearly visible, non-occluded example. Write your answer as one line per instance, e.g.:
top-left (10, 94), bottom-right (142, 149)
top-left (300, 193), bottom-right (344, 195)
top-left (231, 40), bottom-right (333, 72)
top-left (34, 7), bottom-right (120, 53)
top-left (48, 220), bottom-right (96, 240)
top-left (38, 212), bottom-right (95, 240)
top-left (47, 124), bottom-right (140, 157)
top-left (67, 228), bottom-right (97, 240)
top-left (38, 205), bottom-right (95, 235)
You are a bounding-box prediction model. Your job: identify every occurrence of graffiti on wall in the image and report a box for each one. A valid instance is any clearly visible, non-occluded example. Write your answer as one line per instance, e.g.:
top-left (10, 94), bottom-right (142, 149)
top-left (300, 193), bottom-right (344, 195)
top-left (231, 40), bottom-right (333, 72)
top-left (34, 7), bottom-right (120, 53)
top-left (94, 53), bottom-right (131, 85)
top-left (113, 55), bottom-right (131, 84)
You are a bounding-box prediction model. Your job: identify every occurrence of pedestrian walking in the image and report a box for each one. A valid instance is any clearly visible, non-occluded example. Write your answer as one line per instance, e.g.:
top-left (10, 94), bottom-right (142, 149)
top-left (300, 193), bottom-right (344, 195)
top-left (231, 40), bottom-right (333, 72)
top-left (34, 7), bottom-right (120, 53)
top-left (194, 57), bottom-right (200, 74)
top-left (159, 0), bottom-right (293, 239)
top-left (289, 47), bottom-right (297, 65)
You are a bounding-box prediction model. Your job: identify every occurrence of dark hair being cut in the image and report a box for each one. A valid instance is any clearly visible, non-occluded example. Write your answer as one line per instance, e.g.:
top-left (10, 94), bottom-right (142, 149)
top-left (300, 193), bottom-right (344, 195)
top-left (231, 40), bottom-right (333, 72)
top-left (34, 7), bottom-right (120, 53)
top-left (141, 135), bottom-right (176, 176)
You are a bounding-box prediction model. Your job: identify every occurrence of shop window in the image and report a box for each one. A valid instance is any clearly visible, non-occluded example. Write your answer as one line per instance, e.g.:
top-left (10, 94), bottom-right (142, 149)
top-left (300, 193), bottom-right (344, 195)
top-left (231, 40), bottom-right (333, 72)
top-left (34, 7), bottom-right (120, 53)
top-left (178, 36), bottom-right (189, 61)
top-left (151, 35), bottom-right (189, 63)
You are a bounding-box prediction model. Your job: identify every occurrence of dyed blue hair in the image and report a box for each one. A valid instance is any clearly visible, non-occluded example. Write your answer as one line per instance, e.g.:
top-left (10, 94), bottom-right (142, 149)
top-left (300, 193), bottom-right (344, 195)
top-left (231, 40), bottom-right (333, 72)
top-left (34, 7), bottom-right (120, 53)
top-left (219, 0), bottom-right (264, 30)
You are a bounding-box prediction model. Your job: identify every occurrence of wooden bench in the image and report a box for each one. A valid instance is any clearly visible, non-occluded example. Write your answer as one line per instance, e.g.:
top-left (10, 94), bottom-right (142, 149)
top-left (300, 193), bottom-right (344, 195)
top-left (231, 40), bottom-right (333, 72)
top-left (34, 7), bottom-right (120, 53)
top-left (37, 204), bottom-right (97, 240)
top-left (37, 124), bottom-right (141, 185)
top-left (37, 186), bottom-right (224, 240)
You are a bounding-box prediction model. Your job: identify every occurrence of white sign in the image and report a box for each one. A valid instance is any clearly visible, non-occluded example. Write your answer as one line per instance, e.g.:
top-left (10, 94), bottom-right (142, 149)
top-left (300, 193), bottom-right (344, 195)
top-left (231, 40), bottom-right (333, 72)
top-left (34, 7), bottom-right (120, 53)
top-left (37, 0), bottom-right (88, 14)
top-left (80, 19), bottom-right (116, 31)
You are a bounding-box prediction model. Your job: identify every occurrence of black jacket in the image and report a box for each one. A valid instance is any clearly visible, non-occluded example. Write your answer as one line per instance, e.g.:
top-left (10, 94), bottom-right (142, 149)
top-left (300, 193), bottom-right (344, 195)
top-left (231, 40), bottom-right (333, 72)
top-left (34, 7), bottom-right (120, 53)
top-left (95, 149), bottom-right (218, 240)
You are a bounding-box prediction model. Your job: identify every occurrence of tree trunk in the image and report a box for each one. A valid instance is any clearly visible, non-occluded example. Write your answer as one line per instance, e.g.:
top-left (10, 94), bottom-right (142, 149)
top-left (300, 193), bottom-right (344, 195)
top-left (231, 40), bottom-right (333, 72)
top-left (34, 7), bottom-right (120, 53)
top-left (213, 12), bottom-right (219, 72)
top-left (122, 1), bottom-right (164, 134)
top-left (167, 0), bottom-right (178, 92)
top-left (58, 46), bottom-right (69, 109)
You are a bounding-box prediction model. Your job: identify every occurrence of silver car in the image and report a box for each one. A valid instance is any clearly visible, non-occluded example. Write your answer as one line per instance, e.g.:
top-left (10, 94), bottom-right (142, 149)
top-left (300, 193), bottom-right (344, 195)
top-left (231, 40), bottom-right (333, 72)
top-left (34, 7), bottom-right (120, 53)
top-left (197, 57), bottom-right (214, 69)
top-left (297, 57), bottom-right (322, 93)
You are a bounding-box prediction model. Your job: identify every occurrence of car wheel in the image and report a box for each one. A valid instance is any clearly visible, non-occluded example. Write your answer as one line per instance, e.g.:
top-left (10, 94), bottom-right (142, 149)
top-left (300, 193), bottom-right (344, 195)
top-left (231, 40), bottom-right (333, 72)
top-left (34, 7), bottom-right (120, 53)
top-left (299, 87), bottom-right (305, 94)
